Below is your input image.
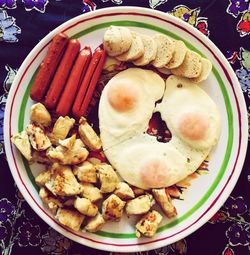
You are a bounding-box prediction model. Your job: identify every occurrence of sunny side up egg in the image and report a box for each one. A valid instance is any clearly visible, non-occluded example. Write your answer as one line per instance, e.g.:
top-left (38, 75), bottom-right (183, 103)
top-left (98, 68), bottom-right (221, 189)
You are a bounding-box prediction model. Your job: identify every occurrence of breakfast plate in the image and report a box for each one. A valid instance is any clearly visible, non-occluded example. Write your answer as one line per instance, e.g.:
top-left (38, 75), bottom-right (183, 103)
top-left (4, 7), bottom-right (248, 252)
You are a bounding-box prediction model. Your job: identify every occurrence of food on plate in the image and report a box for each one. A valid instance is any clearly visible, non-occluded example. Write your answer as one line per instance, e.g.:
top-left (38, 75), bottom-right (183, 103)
top-left (78, 117), bottom-right (102, 151)
top-left (95, 163), bottom-right (119, 193)
top-left (35, 169), bottom-right (51, 187)
top-left (133, 34), bottom-right (157, 66)
top-left (103, 26), bottom-right (133, 56)
top-left (151, 34), bottom-right (175, 68)
top-left (72, 46), bottom-right (106, 118)
top-left (44, 39), bottom-right (80, 109)
top-left (116, 31), bottom-right (144, 61)
top-left (165, 40), bottom-right (187, 69)
top-left (125, 194), bottom-right (155, 215)
top-left (99, 68), bottom-right (165, 149)
top-left (74, 197), bottom-right (98, 217)
top-left (171, 50), bottom-right (202, 78)
top-left (73, 161), bottom-right (97, 183)
top-left (135, 210), bottom-right (163, 238)
top-left (30, 103), bottom-right (52, 127)
top-left (80, 182), bottom-right (103, 203)
top-left (190, 57), bottom-right (213, 83)
top-left (11, 131), bottom-right (32, 161)
top-left (85, 213), bottom-right (105, 233)
top-left (114, 182), bottom-right (135, 200)
top-left (102, 194), bottom-right (126, 221)
top-left (30, 33), bottom-right (69, 101)
top-left (56, 208), bottom-right (85, 231)
top-left (26, 124), bottom-right (51, 151)
top-left (56, 46), bottom-right (92, 116)
top-left (152, 188), bottom-right (177, 218)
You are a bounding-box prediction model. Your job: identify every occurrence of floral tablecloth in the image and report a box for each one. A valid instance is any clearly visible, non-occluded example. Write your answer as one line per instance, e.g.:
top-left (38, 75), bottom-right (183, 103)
top-left (0, 1), bottom-right (250, 255)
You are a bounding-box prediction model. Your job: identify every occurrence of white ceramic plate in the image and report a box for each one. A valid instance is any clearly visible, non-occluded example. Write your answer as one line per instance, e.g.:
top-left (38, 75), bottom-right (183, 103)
top-left (4, 7), bottom-right (248, 252)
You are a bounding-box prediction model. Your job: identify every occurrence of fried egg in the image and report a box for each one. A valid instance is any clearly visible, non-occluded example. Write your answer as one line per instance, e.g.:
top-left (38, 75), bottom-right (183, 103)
top-left (99, 68), bottom-right (165, 150)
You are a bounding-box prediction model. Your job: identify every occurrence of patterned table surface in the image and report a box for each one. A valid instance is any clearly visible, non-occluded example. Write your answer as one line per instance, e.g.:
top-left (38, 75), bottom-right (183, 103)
top-left (0, 1), bottom-right (249, 255)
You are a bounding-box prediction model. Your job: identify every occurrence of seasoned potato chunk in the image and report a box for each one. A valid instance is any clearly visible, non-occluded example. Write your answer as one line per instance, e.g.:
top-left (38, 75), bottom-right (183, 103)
top-left (152, 188), bottom-right (177, 218)
top-left (114, 182), bottom-right (135, 200)
top-left (58, 134), bottom-right (76, 149)
top-left (35, 169), bottom-right (51, 187)
top-left (80, 183), bottom-right (103, 203)
top-left (56, 208), bottom-right (84, 231)
top-left (85, 213), bottom-right (105, 233)
top-left (47, 138), bottom-right (89, 165)
top-left (52, 116), bottom-right (75, 141)
top-left (131, 186), bottom-right (146, 197)
top-left (74, 197), bottom-right (98, 217)
top-left (102, 194), bottom-right (125, 221)
top-left (126, 194), bottom-right (155, 215)
top-left (26, 124), bottom-right (51, 151)
top-left (78, 117), bottom-right (102, 151)
top-left (39, 187), bottom-right (63, 214)
top-left (30, 103), bottom-right (51, 127)
top-left (135, 210), bottom-right (162, 238)
top-left (73, 161), bottom-right (97, 183)
top-left (96, 163), bottom-right (119, 193)
top-left (11, 130), bottom-right (32, 161)
top-left (45, 165), bottom-right (81, 196)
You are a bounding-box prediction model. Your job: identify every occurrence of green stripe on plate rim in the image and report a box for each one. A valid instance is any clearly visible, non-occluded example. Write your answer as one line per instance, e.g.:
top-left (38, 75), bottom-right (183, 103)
top-left (18, 21), bottom-right (233, 239)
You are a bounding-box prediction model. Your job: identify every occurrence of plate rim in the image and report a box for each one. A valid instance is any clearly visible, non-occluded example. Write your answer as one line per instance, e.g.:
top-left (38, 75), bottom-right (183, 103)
top-left (4, 6), bottom-right (249, 252)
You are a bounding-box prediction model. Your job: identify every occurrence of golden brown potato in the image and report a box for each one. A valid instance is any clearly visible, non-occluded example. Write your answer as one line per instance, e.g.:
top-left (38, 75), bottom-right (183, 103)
top-left (135, 210), bottom-right (162, 238)
top-left (96, 163), bottom-right (119, 193)
top-left (26, 124), bottom-right (51, 151)
top-left (78, 117), bottom-right (102, 151)
top-left (73, 161), bottom-right (97, 183)
top-left (45, 165), bottom-right (81, 196)
top-left (56, 208), bottom-right (84, 231)
top-left (85, 213), bottom-right (105, 233)
top-left (114, 182), bottom-right (135, 200)
top-left (125, 194), bottom-right (155, 215)
top-left (80, 183), bottom-right (103, 203)
top-left (52, 116), bottom-right (75, 141)
top-left (102, 194), bottom-right (125, 221)
top-left (11, 131), bottom-right (32, 161)
top-left (30, 103), bottom-right (51, 127)
top-left (47, 139), bottom-right (89, 165)
top-left (130, 186), bottom-right (146, 197)
top-left (39, 187), bottom-right (63, 214)
top-left (35, 169), bottom-right (51, 187)
top-left (74, 197), bottom-right (98, 217)
top-left (152, 188), bottom-right (177, 218)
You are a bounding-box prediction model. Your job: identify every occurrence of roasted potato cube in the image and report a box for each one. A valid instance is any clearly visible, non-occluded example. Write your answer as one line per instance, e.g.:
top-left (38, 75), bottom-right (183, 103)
top-left (56, 208), bottom-right (84, 231)
top-left (78, 117), bottom-right (102, 151)
top-left (80, 183), bottom-right (103, 203)
top-left (11, 130), bottom-right (32, 161)
top-left (114, 182), bottom-right (135, 200)
top-left (26, 124), bottom-right (51, 151)
top-left (47, 139), bottom-right (89, 165)
top-left (35, 169), bottom-right (51, 187)
top-left (39, 187), bottom-right (63, 214)
top-left (45, 165), bottom-right (81, 196)
top-left (85, 213), bottom-right (105, 233)
top-left (131, 186), bottom-right (146, 197)
top-left (125, 194), bottom-right (155, 215)
top-left (74, 197), bottom-right (98, 217)
top-left (58, 134), bottom-right (76, 149)
top-left (102, 194), bottom-right (125, 221)
top-left (96, 163), bottom-right (119, 193)
top-left (30, 103), bottom-right (51, 127)
top-left (152, 188), bottom-right (177, 218)
top-left (73, 161), bottom-right (97, 183)
top-left (135, 210), bottom-right (162, 238)
top-left (52, 116), bottom-right (75, 141)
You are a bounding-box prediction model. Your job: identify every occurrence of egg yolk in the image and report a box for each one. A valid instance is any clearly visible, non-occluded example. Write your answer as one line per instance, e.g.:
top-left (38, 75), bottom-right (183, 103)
top-left (107, 81), bottom-right (139, 112)
top-left (179, 112), bottom-right (208, 140)
top-left (140, 159), bottom-right (169, 188)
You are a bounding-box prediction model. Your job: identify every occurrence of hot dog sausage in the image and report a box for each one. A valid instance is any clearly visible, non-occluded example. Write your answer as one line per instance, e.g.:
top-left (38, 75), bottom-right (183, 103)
top-left (56, 46), bottom-right (92, 117)
top-left (44, 39), bottom-right (80, 109)
top-left (30, 33), bottom-right (69, 101)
